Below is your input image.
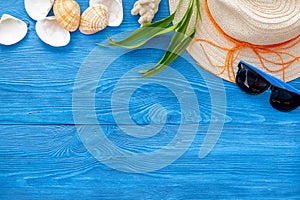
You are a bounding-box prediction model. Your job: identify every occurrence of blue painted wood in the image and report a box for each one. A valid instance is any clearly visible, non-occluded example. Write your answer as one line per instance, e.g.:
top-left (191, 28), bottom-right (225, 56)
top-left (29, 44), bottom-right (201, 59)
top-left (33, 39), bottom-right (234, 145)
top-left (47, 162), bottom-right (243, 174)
top-left (0, 0), bottom-right (299, 199)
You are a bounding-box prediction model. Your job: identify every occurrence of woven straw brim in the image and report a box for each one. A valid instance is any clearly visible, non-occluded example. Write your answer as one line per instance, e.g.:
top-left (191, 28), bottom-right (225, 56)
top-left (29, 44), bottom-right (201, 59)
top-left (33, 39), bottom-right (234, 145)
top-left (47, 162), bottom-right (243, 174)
top-left (169, 0), bottom-right (300, 82)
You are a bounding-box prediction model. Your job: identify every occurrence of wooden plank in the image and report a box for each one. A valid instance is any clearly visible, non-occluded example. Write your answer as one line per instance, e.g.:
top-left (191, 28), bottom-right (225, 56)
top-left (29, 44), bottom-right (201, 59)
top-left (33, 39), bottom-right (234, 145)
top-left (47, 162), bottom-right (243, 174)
top-left (1, 68), bottom-right (299, 125)
top-left (0, 0), bottom-right (299, 199)
top-left (0, 124), bottom-right (299, 198)
top-left (1, 0), bottom-right (299, 126)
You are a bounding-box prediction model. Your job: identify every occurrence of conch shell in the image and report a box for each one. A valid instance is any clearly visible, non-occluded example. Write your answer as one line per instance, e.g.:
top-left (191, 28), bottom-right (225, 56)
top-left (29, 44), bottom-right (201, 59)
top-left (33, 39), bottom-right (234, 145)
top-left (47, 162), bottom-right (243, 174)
top-left (36, 16), bottom-right (71, 47)
top-left (0, 14), bottom-right (28, 45)
top-left (79, 5), bottom-right (109, 35)
top-left (89, 0), bottom-right (123, 26)
top-left (53, 0), bottom-right (81, 32)
top-left (24, 0), bottom-right (54, 21)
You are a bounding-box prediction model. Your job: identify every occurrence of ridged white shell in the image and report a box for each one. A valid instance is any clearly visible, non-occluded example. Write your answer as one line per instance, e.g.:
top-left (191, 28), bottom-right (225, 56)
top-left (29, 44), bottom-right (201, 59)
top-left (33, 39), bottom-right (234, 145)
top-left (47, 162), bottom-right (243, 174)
top-left (79, 5), bottom-right (109, 35)
top-left (36, 16), bottom-right (70, 47)
top-left (89, 0), bottom-right (123, 26)
top-left (53, 0), bottom-right (81, 32)
top-left (24, 0), bottom-right (54, 20)
top-left (0, 14), bottom-right (28, 45)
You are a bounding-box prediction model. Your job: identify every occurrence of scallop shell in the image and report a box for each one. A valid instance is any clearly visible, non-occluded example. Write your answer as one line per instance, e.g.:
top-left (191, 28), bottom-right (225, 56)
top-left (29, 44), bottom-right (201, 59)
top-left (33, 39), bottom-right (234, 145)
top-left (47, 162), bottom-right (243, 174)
top-left (53, 0), bottom-right (81, 32)
top-left (89, 0), bottom-right (123, 26)
top-left (36, 16), bottom-right (71, 47)
top-left (79, 5), bottom-right (109, 35)
top-left (24, 0), bottom-right (54, 20)
top-left (0, 14), bottom-right (28, 45)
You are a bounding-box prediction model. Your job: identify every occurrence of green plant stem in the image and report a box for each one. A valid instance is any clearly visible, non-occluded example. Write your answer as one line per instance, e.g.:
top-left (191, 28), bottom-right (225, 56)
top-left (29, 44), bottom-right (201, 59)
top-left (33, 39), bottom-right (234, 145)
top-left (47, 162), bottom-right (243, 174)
top-left (101, 0), bottom-right (201, 77)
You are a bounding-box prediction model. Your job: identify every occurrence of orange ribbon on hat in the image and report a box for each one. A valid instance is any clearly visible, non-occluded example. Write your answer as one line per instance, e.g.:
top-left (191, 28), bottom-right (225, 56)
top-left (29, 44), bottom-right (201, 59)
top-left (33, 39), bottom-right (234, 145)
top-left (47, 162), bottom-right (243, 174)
top-left (192, 0), bottom-right (300, 82)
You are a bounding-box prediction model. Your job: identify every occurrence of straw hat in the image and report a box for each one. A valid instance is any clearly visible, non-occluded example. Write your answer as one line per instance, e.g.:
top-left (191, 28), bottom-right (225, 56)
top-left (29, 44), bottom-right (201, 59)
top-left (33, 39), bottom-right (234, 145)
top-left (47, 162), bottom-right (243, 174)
top-left (169, 0), bottom-right (300, 82)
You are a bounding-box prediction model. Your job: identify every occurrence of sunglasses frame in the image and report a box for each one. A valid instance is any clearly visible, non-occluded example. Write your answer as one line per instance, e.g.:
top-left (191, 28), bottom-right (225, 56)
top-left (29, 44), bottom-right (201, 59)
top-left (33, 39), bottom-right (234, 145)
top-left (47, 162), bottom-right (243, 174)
top-left (236, 60), bottom-right (300, 112)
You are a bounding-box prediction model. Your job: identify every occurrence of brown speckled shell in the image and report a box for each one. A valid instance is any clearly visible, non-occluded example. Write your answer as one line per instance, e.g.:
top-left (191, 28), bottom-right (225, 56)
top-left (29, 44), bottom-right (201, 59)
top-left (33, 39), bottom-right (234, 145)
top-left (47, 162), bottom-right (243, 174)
top-left (79, 5), bottom-right (108, 35)
top-left (53, 0), bottom-right (81, 32)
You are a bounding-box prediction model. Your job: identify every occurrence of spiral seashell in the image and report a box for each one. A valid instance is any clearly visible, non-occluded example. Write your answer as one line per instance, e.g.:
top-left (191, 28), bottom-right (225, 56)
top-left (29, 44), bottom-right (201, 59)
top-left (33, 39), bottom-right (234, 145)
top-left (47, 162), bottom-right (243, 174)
top-left (53, 0), bottom-right (81, 32)
top-left (79, 5), bottom-right (109, 35)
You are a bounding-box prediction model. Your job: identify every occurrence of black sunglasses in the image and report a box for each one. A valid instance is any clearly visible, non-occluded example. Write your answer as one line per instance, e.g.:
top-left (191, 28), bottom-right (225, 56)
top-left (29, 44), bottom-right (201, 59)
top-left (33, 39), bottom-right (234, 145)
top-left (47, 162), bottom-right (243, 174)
top-left (236, 61), bottom-right (300, 112)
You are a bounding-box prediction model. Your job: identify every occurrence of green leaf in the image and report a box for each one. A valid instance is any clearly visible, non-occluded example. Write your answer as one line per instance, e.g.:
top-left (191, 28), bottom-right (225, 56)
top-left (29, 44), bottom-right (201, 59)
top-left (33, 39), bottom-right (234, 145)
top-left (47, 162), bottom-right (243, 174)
top-left (106, 25), bottom-right (177, 49)
top-left (99, 0), bottom-right (202, 78)
top-left (139, 0), bottom-right (201, 78)
top-left (175, 0), bottom-right (194, 33)
top-left (161, 0), bottom-right (194, 64)
top-left (140, 28), bottom-right (196, 78)
top-left (101, 12), bottom-right (177, 49)
top-left (195, 0), bottom-right (202, 22)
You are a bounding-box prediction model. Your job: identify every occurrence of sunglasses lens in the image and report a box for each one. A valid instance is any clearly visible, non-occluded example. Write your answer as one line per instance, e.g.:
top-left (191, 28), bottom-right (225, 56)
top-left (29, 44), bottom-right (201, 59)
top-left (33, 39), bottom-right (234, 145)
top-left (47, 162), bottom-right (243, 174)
top-left (270, 87), bottom-right (300, 112)
top-left (236, 63), bottom-right (270, 94)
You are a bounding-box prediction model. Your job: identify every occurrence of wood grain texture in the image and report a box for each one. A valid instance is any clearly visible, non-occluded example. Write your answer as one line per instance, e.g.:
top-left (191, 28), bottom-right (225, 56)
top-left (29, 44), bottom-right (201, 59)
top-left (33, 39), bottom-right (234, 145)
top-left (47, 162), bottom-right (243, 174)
top-left (0, 0), bottom-right (299, 199)
top-left (0, 125), bottom-right (299, 199)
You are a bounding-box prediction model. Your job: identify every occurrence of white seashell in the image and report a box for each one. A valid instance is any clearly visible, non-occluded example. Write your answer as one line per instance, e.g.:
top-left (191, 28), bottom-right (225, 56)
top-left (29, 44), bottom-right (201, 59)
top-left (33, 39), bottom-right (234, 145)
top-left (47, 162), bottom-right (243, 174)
top-left (89, 0), bottom-right (123, 26)
top-left (24, 0), bottom-right (54, 21)
top-left (79, 5), bottom-right (109, 35)
top-left (0, 14), bottom-right (28, 45)
top-left (36, 16), bottom-right (71, 47)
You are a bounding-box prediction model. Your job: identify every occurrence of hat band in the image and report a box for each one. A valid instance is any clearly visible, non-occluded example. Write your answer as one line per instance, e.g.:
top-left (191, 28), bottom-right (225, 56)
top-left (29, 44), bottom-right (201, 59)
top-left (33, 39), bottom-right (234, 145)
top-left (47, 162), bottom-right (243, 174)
top-left (191, 0), bottom-right (300, 82)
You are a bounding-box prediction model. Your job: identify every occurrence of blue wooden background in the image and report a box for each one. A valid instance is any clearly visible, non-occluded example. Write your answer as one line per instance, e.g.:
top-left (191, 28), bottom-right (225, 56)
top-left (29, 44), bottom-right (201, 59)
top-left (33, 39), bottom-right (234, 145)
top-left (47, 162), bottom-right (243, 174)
top-left (1, 0), bottom-right (299, 199)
